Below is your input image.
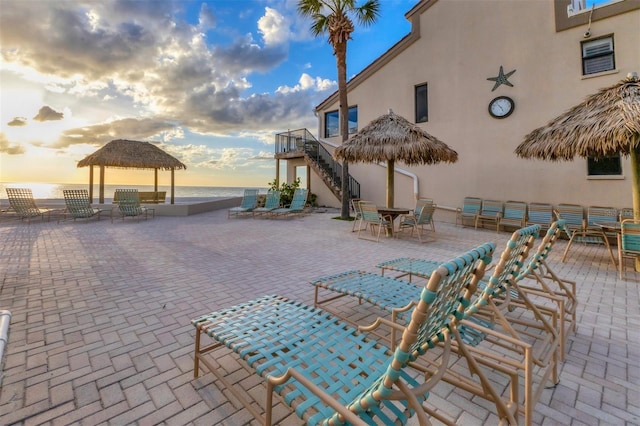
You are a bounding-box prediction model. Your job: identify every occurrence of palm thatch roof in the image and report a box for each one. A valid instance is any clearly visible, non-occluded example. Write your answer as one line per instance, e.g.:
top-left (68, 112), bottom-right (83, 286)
top-left (334, 110), bottom-right (458, 165)
top-left (515, 74), bottom-right (640, 161)
top-left (77, 139), bottom-right (187, 170)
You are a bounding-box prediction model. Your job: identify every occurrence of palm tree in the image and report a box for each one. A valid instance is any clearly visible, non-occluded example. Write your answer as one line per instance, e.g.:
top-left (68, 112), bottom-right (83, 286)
top-left (298, 0), bottom-right (380, 219)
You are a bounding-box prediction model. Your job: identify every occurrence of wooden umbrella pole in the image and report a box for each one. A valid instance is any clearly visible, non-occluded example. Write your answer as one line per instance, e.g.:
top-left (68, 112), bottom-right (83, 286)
top-left (630, 145), bottom-right (640, 270)
top-left (387, 159), bottom-right (394, 208)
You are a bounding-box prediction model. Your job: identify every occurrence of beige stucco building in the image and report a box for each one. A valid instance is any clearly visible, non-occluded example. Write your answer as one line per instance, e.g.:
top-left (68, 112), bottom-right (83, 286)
top-left (279, 0), bottom-right (640, 222)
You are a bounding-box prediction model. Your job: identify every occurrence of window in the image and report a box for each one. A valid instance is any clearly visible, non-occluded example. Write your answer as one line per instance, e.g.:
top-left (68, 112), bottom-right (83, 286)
top-left (415, 83), bottom-right (428, 123)
top-left (324, 106), bottom-right (358, 138)
top-left (324, 110), bottom-right (339, 138)
top-left (582, 36), bottom-right (615, 75)
top-left (587, 155), bottom-right (622, 176)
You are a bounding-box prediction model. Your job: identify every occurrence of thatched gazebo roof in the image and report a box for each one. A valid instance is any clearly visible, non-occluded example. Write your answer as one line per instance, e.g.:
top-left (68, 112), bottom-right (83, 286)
top-left (78, 139), bottom-right (187, 204)
top-left (334, 110), bottom-right (457, 208)
top-left (77, 139), bottom-right (187, 169)
top-left (515, 74), bottom-right (640, 161)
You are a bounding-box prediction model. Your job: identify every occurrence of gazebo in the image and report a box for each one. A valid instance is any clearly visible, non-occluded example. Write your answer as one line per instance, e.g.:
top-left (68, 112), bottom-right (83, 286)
top-left (77, 139), bottom-right (187, 204)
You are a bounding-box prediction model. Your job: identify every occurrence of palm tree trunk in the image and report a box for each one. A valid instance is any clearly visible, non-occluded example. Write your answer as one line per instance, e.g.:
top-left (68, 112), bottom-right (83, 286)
top-left (336, 41), bottom-right (350, 219)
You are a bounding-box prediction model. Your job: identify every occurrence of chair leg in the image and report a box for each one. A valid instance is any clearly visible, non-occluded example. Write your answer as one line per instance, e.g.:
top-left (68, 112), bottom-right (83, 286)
top-left (561, 234), bottom-right (578, 263)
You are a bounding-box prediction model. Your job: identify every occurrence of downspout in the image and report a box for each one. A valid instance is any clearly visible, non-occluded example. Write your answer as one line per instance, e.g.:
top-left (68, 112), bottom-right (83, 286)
top-left (0, 310), bottom-right (10, 372)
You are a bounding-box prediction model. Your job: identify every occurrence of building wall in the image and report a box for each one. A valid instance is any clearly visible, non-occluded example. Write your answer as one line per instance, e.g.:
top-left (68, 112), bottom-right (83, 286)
top-left (312, 0), bottom-right (640, 220)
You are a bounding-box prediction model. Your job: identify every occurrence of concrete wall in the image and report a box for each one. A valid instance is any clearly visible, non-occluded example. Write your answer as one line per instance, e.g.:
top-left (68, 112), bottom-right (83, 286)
top-left (311, 0), bottom-right (640, 221)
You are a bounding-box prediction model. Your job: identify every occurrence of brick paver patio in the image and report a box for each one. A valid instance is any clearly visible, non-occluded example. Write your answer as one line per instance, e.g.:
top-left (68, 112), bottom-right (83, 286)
top-left (0, 208), bottom-right (638, 425)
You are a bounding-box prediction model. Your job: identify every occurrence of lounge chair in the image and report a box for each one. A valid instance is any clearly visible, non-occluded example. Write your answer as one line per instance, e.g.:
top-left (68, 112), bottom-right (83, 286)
top-left (475, 199), bottom-right (502, 232)
top-left (111, 189), bottom-right (153, 222)
top-left (396, 199), bottom-right (436, 243)
top-left (61, 189), bottom-right (101, 222)
top-left (355, 201), bottom-right (392, 242)
top-left (192, 243), bottom-right (495, 425)
top-left (252, 190), bottom-right (280, 216)
top-left (5, 187), bottom-right (53, 223)
top-left (499, 200), bottom-right (527, 231)
top-left (618, 219), bottom-right (640, 279)
top-left (269, 188), bottom-right (308, 217)
top-left (455, 196), bottom-right (482, 227)
top-left (526, 202), bottom-right (554, 233)
top-left (228, 189), bottom-right (259, 218)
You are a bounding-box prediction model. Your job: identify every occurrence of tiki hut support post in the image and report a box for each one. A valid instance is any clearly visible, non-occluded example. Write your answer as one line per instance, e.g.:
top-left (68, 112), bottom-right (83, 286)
top-left (154, 168), bottom-right (158, 192)
top-left (632, 145), bottom-right (640, 221)
top-left (88, 166), bottom-right (94, 202)
top-left (387, 158), bottom-right (394, 208)
top-left (171, 168), bottom-right (175, 203)
top-left (99, 165), bottom-right (105, 204)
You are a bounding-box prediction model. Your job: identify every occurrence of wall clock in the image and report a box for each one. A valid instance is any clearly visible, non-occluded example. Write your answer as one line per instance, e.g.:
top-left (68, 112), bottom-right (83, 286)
top-left (488, 96), bottom-right (515, 119)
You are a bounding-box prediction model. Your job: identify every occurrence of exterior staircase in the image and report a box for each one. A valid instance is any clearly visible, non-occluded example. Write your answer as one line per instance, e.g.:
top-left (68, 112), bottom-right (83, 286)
top-left (275, 129), bottom-right (360, 200)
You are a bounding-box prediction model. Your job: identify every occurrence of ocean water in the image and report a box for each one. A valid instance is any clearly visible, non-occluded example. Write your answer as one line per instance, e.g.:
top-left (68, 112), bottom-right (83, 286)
top-left (0, 182), bottom-right (268, 200)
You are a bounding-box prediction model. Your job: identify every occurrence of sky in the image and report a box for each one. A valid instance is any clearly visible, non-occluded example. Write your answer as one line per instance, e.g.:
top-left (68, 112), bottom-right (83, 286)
top-left (0, 0), bottom-right (416, 187)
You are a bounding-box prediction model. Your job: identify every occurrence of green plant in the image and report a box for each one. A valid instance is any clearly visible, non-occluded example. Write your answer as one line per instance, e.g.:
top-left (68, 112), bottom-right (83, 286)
top-left (268, 178), bottom-right (300, 206)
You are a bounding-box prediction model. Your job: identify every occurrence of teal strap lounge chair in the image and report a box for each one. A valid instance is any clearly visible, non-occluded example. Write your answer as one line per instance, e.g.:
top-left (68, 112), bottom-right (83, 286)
top-left (252, 190), bottom-right (281, 217)
top-left (192, 243), bottom-right (494, 425)
top-left (499, 200), bottom-right (527, 231)
top-left (456, 197), bottom-right (482, 227)
top-left (111, 189), bottom-right (153, 223)
top-left (475, 199), bottom-right (502, 232)
top-left (5, 187), bottom-right (52, 223)
top-left (61, 189), bottom-right (101, 222)
top-left (270, 188), bottom-right (308, 217)
top-left (228, 189), bottom-right (259, 218)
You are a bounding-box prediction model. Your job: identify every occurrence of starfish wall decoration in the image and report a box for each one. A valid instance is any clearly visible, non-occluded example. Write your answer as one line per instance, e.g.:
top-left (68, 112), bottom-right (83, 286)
top-left (487, 66), bottom-right (516, 91)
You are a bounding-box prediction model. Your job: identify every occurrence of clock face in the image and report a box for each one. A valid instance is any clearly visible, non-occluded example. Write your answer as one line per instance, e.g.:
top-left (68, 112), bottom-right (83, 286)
top-left (488, 96), bottom-right (515, 119)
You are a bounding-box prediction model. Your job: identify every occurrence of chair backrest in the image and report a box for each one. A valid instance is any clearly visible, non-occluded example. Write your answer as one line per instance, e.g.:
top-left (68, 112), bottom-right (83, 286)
top-left (6, 187), bottom-right (40, 216)
top-left (480, 200), bottom-right (502, 216)
top-left (619, 207), bottom-right (634, 222)
top-left (621, 220), bottom-right (640, 255)
top-left (462, 197), bottom-right (482, 214)
top-left (466, 225), bottom-right (540, 312)
top-left (114, 189), bottom-right (142, 216)
top-left (240, 189), bottom-right (259, 209)
top-left (289, 188), bottom-right (308, 210)
top-left (263, 190), bottom-right (281, 209)
top-left (554, 204), bottom-right (584, 232)
top-left (63, 189), bottom-right (94, 217)
top-left (327, 242), bottom-right (495, 424)
top-left (414, 198), bottom-right (434, 215)
top-left (359, 201), bottom-right (382, 223)
top-left (527, 202), bottom-right (554, 227)
top-left (414, 202), bottom-right (436, 225)
top-left (587, 206), bottom-right (618, 227)
top-left (517, 220), bottom-right (565, 279)
top-left (503, 201), bottom-right (527, 221)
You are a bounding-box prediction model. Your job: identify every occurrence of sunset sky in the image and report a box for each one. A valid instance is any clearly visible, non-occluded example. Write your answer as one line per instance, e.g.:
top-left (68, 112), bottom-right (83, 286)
top-left (0, 0), bottom-right (415, 187)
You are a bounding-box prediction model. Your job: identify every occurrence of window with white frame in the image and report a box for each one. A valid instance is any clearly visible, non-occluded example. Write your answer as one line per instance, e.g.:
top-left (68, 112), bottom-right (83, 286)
top-left (582, 35), bottom-right (615, 75)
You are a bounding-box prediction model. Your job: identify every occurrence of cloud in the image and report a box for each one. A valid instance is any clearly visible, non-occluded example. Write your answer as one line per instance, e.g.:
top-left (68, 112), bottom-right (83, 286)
top-left (0, 133), bottom-right (26, 154)
top-left (33, 106), bottom-right (64, 122)
top-left (198, 3), bottom-right (216, 30)
top-left (276, 73), bottom-right (336, 94)
top-left (8, 117), bottom-right (28, 126)
top-left (258, 7), bottom-right (289, 46)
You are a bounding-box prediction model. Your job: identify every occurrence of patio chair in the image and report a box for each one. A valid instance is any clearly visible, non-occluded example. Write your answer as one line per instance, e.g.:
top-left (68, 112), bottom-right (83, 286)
top-left (396, 199), bottom-right (436, 243)
top-left (111, 189), bottom-right (153, 223)
top-left (618, 219), bottom-right (640, 280)
top-left (192, 243), bottom-right (496, 425)
top-left (475, 199), bottom-right (502, 232)
top-left (555, 204), bottom-right (616, 266)
top-left (5, 187), bottom-right (53, 223)
top-left (619, 207), bottom-right (634, 221)
top-left (61, 189), bottom-right (101, 222)
top-left (228, 189), bottom-right (259, 218)
top-left (349, 197), bottom-right (367, 232)
top-left (526, 202), bottom-right (554, 233)
top-left (499, 200), bottom-right (527, 231)
top-left (252, 190), bottom-right (280, 217)
top-left (356, 201), bottom-right (392, 242)
top-left (455, 196), bottom-right (482, 227)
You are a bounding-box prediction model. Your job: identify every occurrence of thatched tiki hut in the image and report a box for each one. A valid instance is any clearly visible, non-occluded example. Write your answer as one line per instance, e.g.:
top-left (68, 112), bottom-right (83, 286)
top-left (334, 110), bottom-right (458, 208)
top-left (77, 139), bottom-right (187, 204)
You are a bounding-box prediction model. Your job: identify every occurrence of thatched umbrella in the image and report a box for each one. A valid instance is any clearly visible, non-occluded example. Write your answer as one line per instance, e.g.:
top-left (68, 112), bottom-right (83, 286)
top-left (77, 139), bottom-right (187, 204)
top-left (515, 73), bottom-right (640, 219)
top-left (334, 109), bottom-right (458, 208)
